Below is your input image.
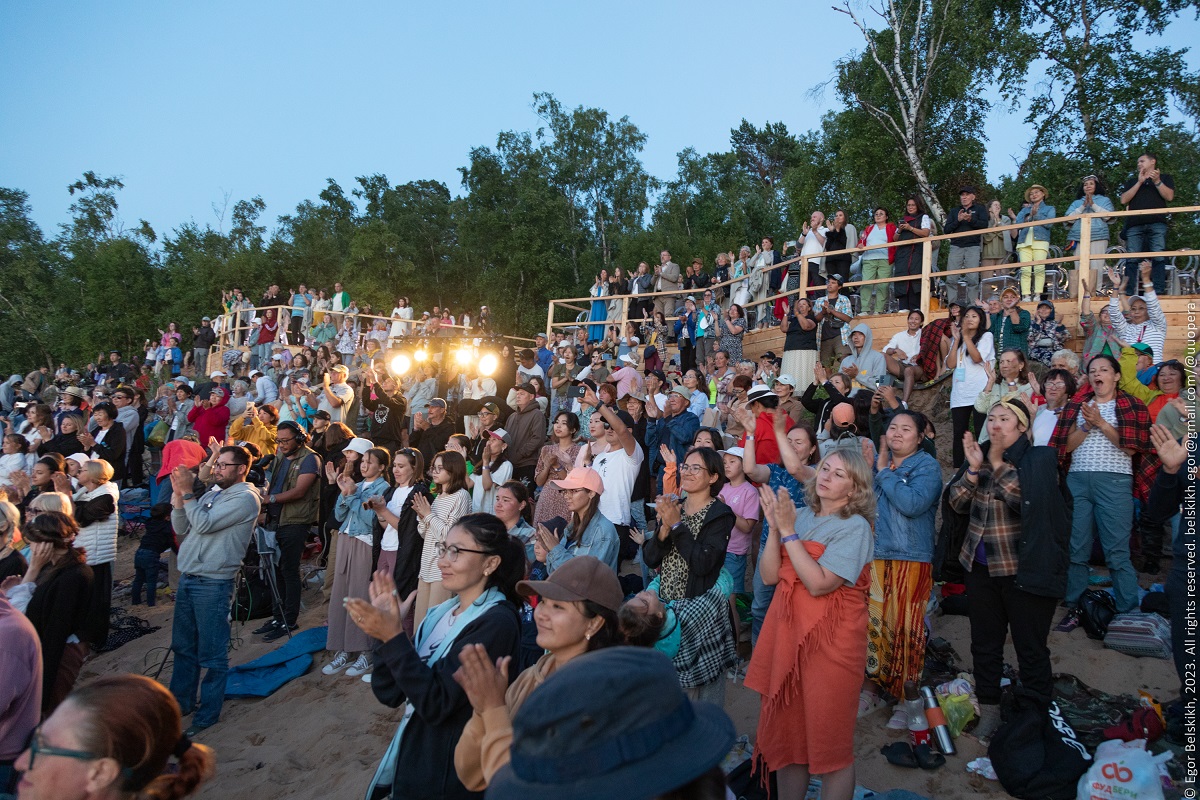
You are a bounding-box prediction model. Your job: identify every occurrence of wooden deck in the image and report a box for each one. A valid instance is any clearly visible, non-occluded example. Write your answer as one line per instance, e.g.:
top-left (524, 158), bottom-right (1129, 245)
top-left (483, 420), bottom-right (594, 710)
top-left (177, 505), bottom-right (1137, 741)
top-left (740, 295), bottom-right (1199, 365)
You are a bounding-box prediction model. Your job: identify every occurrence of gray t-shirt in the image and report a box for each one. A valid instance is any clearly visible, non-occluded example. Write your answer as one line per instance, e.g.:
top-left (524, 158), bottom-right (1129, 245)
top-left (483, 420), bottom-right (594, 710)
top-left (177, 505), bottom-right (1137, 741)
top-left (793, 507), bottom-right (874, 584)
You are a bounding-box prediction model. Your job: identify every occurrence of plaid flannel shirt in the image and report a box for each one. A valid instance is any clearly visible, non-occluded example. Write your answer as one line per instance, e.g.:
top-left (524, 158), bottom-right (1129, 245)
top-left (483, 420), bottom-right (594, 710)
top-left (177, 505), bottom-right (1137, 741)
top-left (1047, 387), bottom-right (1152, 500)
top-left (667, 579), bottom-right (738, 688)
top-left (916, 318), bottom-right (953, 379)
top-left (948, 460), bottom-right (1023, 576)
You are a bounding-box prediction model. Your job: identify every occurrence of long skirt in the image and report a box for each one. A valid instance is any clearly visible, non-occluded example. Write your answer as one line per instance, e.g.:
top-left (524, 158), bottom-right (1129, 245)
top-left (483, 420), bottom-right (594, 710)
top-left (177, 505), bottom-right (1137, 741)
top-left (326, 535), bottom-right (376, 653)
top-left (866, 559), bottom-right (932, 700)
top-left (781, 349), bottom-right (817, 396)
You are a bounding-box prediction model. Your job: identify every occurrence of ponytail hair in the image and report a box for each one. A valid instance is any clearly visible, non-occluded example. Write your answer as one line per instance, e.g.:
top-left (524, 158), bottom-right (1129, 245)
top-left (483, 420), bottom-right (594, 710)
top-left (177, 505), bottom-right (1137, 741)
top-left (454, 512), bottom-right (526, 607)
top-left (67, 674), bottom-right (216, 800)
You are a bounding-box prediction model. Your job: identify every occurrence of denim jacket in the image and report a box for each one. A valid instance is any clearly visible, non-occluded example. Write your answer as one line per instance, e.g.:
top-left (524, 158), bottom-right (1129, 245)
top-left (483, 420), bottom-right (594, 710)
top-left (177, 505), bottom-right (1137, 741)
top-left (334, 477), bottom-right (390, 540)
top-left (873, 449), bottom-right (941, 562)
top-left (548, 513), bottom-right (620, 574)
top-left (1065, 196), bottom-right (1113, 242)
top-left (1015, 203), bottom-right (1056, 243)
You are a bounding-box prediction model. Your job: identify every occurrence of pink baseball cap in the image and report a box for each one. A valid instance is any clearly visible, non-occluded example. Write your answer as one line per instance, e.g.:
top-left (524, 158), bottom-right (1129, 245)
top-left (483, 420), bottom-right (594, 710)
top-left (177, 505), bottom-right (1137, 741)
top-left (550, 467), bottom-right (604, 495)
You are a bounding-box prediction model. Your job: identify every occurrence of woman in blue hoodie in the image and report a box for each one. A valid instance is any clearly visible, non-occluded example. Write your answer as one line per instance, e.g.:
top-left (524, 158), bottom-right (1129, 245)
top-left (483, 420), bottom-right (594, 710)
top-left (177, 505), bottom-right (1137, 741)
top-left (860, 410), bottom-right (943, 725)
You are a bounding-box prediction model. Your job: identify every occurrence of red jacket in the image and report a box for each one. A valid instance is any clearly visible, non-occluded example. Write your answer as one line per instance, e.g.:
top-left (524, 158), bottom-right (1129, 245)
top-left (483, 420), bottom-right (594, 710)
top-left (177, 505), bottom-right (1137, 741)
top-left (859, 223), bottom-right (898, 264)
top-left (738, 411), bottom-right (794, 465)
top-left (187, 392), bottom-right (231, 448)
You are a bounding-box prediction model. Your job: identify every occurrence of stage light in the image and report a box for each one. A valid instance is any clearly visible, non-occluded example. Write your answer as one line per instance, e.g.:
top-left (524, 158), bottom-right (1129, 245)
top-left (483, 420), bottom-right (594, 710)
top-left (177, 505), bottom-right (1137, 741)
top-left (478, 353), bottom-right (498, 377)
top-left (390, 354), bottom-right (412, 376)
top-left (455, 347), bottom-right (473, 366)
top-left (414, 347), bottom-right (429, 362)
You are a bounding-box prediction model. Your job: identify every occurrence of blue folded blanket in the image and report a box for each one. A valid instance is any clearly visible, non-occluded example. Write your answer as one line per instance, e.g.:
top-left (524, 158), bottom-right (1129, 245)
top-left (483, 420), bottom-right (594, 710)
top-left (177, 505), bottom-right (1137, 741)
top-left (225, 626), bottom-right (329, 698)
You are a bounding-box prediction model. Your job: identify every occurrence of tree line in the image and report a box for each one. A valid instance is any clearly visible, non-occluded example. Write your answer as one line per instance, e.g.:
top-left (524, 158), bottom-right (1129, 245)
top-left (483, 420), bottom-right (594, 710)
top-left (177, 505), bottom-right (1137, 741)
top-left (1, 0), bottom-right (1196, 374)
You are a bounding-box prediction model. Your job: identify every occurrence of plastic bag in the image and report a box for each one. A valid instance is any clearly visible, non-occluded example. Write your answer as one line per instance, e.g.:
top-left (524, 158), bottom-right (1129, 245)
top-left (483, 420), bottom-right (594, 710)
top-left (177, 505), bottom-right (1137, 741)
top-left (1076, 739), bottom-right (1172, 800)
top-left (939, 692), bottom-right (977, 739)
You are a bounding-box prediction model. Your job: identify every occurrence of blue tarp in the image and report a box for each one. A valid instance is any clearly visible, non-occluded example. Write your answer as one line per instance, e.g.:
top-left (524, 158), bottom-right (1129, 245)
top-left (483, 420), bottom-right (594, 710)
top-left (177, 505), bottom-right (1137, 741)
top-left (225, 626), bottom-right (328, 698)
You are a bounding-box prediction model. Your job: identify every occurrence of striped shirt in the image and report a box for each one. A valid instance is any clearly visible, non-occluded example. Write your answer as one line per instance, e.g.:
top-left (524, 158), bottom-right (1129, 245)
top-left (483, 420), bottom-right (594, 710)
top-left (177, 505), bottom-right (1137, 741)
top-left (1108, 291), bottom-right (1166, 363)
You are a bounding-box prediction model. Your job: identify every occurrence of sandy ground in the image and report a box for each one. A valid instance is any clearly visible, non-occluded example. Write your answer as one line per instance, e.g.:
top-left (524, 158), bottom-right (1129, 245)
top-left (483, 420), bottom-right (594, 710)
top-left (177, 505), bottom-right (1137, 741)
top-left (77, 530), bottom-right (1180, 800)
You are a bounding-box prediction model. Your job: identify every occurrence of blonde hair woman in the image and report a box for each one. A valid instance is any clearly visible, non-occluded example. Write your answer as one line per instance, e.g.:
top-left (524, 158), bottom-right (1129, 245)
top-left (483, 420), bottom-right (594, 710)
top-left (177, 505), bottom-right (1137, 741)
top-left (746, 449), bottom-right (876, 800)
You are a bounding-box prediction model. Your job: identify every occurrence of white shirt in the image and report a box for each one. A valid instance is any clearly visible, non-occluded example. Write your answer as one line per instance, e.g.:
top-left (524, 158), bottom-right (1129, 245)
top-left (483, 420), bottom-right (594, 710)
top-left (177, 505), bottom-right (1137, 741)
top-left (1107, 293), bottom-right (1166, 363)
top-left (591, 443), bottom-right (643, 526)
top-left (1070, 399), bottom-right (1133, 475)
top-left (318, 382), bottom-right (354, 423)
top-left (949, 333), bottom-right (996, 409)
top-left (472, 460), bottom-right (513, 514)
top-left (800, 227), bottom-right (828, 267)
top-left (884, 330), bottom-right (922, 364)
top-left (517, 364), bottom-right (546, 382)
top-left (381, 485), bottom-right (415, 551)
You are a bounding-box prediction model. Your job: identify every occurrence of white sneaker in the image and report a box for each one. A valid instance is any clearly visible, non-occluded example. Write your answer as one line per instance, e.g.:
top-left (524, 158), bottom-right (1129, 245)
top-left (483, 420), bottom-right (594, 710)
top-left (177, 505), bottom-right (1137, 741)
top-left (322, 651), bottom-right (350, 675)
top-left (1021, 295), bottom-right (1032, 302)
top-left (886, 705), bottom-right (909, 730)
top-left (345, 653), bottom-right (372, 677)
top-left (361, 671), bottom-right (373, 684)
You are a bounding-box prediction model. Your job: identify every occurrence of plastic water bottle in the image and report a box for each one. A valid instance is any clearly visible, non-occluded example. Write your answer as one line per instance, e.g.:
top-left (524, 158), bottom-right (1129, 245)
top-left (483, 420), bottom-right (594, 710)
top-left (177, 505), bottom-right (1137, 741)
top-left (904, 681), bottom-right (930, 747)
top-left (708, 376), bottom-right (718, 406)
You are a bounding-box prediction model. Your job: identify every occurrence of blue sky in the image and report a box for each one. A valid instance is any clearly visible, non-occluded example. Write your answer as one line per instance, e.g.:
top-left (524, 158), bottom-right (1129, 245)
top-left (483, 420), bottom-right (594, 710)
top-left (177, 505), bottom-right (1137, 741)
top-left (2, 1), bottom-right (1196, 239)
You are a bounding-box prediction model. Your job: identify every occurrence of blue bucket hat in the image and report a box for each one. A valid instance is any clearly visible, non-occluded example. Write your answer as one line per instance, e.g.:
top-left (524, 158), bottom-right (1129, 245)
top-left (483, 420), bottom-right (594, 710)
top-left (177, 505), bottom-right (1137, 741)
top-left (487, 647), bottom-right (734, 800)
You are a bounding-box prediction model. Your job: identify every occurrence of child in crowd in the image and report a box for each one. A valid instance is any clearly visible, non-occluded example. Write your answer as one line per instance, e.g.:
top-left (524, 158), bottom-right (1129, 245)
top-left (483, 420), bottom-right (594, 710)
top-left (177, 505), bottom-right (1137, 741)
top-left (131, 502), bottom-right (176, 606)
top-left (0, 434), bottom-right (33, 488)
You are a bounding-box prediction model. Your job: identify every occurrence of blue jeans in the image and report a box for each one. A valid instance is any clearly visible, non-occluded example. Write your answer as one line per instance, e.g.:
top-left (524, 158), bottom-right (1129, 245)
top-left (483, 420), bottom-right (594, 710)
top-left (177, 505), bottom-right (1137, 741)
top-left (1065, 472), bottom-right (1139, 613)
top-left (1123, 222), bottom-right (1167, 294)
top-left (723, 552), bottom-right (748, 594)
top-left (170, 574), bottom-right (235, 728)
top-left (131, 547), bottom-right (162, 605)
top-left (750, 556), bottom-right (776, 647)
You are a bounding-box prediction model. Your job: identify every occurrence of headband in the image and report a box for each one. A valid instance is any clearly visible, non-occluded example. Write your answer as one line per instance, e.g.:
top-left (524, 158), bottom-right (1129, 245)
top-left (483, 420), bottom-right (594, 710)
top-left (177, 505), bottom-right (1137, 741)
top-left (995, 401), bottom-right (1029, 429)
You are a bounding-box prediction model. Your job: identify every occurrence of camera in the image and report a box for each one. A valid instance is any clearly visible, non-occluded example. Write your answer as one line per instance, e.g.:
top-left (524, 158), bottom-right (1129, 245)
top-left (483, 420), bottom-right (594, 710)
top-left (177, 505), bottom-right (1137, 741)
top-left (567, 385), bottom-right (586, 399)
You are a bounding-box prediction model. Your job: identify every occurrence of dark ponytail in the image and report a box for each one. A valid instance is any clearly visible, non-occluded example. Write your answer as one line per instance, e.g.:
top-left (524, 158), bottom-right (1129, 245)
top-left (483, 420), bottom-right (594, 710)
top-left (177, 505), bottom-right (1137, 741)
top-left (455, 512), bottom-right (526, 607)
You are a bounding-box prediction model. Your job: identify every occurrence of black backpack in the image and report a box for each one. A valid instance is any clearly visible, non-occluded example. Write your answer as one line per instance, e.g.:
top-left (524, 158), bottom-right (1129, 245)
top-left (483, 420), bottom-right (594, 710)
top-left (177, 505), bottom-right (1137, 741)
top-left (989, 691), bottom-right (1092, 800)
top-left (1078, 589), bottom-right (1117, 640)
top-left (933, 463), bottom-right (970, 584)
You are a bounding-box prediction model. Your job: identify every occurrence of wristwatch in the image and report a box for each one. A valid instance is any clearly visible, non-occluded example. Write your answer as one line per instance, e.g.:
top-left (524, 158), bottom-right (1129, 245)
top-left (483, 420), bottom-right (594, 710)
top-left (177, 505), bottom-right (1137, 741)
top-left (182, 492), bottom-right (196, 501)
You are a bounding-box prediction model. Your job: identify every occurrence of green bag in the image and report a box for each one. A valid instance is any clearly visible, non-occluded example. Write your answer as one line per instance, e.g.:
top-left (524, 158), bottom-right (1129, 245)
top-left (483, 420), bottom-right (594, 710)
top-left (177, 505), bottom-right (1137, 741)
top-left (147, 420), bottom-right (169, 449)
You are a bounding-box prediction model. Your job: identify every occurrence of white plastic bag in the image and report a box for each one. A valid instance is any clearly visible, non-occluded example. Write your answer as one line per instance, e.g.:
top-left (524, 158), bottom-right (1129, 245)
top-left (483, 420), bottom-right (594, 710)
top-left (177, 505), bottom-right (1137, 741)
top-left (1076, 739), bottom-right (1172, 800)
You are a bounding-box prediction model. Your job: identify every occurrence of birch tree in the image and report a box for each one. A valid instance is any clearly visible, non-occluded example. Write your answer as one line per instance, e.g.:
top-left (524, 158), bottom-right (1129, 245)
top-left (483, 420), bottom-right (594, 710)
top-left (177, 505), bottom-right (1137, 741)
top-left (832, 0), bottom-right (1025, 222)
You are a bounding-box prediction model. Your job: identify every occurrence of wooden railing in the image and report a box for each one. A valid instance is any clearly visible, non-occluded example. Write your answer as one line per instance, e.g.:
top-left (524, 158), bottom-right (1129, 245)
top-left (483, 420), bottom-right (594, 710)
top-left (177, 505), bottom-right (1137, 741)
top-left (545, 205), bottom-right (1200, 340)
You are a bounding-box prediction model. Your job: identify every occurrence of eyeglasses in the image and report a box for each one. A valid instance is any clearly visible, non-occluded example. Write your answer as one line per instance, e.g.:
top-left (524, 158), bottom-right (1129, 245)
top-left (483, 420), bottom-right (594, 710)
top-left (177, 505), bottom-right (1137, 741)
top-left (212, 462), bottom-right (242, 470)
top-left (559, 487), bottom-right (588, 495)
top-left (678, 464), bottom-right (709, 475)
top-left (23, 725), bottom-right (127, 776)
top-left (435, 543), bottom-right (494, 562)
top-left (430, 464), bottom-right (445, 473)
top-left (275, 436), bottom-right (296, 444)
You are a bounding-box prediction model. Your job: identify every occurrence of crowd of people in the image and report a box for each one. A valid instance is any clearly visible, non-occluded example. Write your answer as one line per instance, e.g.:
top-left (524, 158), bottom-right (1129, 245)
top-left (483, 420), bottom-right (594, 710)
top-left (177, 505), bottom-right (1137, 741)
top-left (0, 149), bottom-right (1192, 800)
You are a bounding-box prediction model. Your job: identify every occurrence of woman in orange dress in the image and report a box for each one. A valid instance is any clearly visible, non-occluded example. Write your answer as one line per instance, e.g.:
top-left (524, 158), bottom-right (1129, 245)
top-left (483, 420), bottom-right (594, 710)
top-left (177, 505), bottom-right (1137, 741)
top-left (745, 449), bottom-right (876, 800)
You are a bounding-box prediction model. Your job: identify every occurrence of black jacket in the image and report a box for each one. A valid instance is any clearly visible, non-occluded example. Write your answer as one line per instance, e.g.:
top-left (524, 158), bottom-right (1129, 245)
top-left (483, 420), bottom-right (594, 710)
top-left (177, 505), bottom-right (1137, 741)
top-left (410, 419), bottom-right (455, 470)
top-left (370, 482), bottom-right (434, 597)
top-left (371, 602), bottom-right (522, 800)
top-left (642, 499), bottom-right (736, 598)
top-left (26, 557), bottom-right (94, 711)
top-left (88, 423), bottom-right (127, 482)
top-left (943, 201), bottom-right (988, 247)
top-left (937, 436), bottom-right (1072, 598)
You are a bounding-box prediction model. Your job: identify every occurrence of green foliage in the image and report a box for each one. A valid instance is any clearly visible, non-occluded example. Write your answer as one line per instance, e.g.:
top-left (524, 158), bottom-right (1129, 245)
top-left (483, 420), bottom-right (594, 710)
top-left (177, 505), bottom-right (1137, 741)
top-left (3, 33), bottom-right (1197, 376)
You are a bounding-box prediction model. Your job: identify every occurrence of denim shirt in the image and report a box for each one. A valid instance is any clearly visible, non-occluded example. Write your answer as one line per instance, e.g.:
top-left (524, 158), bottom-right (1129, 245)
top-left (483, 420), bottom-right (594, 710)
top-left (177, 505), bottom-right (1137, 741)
top-left (547, 513), bottom-right (620, 574)
top-left (334, 477), bottom-right (391, 541)
top-left (1015, 203), bottom-right (1056, 243)
top-left (872, 449), bottom-right (942, 562)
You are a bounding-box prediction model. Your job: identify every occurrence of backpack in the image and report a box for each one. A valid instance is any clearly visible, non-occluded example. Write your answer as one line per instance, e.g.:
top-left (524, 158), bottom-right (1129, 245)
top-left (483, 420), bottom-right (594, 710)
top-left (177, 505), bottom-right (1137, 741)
top-left (933, 463), bottom-right (971, 584)
top-left (1103, 612), bottom-right (1172, 659)
top-left (989, 692), bottom-right (1091, 800)
top-left (1078, 589), bottom-right (1117, 640)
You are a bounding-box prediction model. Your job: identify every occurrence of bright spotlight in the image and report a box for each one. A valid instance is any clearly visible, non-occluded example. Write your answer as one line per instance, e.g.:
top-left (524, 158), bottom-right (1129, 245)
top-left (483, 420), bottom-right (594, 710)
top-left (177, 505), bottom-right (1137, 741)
top-left (455, 347), bottom-right (473, 366)
top-left (478, 353), bottom-right (498, 377)
top-left (390, 354), bottom-right (412, 376)
top-left (414, 348), bottom-right (429, 362)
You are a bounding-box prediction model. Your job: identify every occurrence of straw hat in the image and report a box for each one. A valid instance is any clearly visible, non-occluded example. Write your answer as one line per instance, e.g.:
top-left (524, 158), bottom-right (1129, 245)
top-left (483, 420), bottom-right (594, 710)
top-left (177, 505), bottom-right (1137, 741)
top-left (1024, 184), bottom-right (1049, 202)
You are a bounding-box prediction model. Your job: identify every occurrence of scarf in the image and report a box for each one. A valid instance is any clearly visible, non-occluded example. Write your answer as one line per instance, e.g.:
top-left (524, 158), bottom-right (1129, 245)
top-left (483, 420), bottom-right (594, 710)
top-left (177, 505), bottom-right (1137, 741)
top-left (365, 586), bottom-right (509, 800)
